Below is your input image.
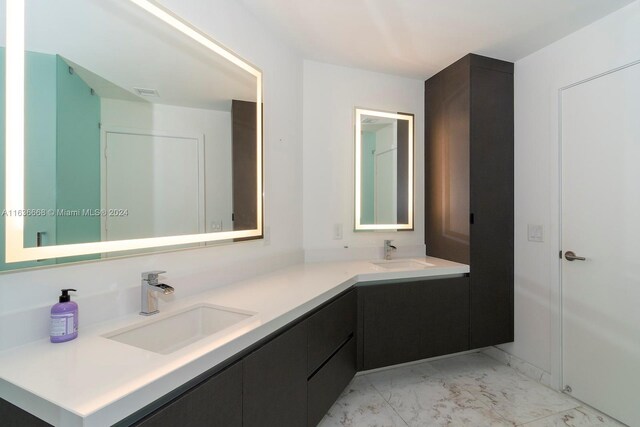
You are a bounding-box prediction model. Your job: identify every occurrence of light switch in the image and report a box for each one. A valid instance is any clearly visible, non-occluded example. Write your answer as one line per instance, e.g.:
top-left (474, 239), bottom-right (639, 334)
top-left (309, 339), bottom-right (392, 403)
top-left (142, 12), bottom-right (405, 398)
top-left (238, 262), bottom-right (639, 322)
top-left (527, 224), bottom-right (544, 242)
top-left (333, 223), bottom-right (343, 240)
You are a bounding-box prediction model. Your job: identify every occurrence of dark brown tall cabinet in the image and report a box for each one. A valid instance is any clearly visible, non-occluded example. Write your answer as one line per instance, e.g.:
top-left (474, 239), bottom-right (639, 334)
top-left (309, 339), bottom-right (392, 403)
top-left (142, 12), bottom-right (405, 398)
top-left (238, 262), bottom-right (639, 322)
top-left (425, 53), bottom-right (514, 349)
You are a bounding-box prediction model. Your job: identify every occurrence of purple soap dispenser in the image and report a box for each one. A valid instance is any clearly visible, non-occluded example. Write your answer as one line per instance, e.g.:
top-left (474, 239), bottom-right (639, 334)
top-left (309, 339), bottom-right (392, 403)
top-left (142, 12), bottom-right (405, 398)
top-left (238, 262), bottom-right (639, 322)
top-left (50, 289), bottom-right (78, 343)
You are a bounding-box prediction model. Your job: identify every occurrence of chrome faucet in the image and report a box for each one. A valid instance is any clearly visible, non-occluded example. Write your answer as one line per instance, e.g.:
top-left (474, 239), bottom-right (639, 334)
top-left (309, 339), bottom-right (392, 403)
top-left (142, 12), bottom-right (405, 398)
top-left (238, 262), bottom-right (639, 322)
top-left (384, 240), bottom-right (397, 260)
top-left (140, 271), bottom-right (174, 316)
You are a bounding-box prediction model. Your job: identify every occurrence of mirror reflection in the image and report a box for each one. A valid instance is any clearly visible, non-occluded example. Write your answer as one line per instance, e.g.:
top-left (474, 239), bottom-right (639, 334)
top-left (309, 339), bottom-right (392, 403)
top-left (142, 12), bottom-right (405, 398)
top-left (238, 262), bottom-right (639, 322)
top-left (0, 0), bottom-right (262, 271)
top-left (355, 109), bottom-right (413, 231)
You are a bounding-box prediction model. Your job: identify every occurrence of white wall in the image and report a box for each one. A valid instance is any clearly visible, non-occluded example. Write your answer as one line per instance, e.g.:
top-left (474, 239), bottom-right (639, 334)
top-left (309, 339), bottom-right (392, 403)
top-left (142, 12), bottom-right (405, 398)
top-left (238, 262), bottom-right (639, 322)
top-left (507, 0), bottom-right (640, 387)
top-left (302, 60), bottom-right (425, 261)
top-left (0, 0), bottom-right (304, 350)
top-left (101, 98), bottom-right (233, 233)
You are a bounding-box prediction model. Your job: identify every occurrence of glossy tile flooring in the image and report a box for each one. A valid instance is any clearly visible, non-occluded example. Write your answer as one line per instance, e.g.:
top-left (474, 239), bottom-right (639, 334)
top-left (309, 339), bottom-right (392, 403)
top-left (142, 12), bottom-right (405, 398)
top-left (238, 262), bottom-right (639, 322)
top-left (319, 353), bottom-right (624, 427)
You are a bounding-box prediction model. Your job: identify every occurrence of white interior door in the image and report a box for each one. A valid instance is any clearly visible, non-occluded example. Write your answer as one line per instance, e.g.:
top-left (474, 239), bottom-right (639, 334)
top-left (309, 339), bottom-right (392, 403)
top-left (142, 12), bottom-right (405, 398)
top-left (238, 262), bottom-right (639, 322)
top-left (374, 147), bottom-right (397, 224)
top-left (103, 131), bottom-right (205, 243)
top-left (561, 61), bottom-right (640, 426)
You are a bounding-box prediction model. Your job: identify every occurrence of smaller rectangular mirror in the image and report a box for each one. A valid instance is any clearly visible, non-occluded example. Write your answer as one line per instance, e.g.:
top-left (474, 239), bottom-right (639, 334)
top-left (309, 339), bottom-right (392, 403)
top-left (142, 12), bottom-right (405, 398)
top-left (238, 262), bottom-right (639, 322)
top-left (355, 108), bottom-right (413, 231)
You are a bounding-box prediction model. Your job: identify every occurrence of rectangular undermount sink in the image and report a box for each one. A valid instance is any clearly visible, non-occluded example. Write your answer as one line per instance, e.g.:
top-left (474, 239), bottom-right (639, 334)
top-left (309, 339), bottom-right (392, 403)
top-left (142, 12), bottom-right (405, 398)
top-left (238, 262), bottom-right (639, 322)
top-left (370, 259), bottom-right (435, 270)
top-left (104, 304), bottom-right (256, 354)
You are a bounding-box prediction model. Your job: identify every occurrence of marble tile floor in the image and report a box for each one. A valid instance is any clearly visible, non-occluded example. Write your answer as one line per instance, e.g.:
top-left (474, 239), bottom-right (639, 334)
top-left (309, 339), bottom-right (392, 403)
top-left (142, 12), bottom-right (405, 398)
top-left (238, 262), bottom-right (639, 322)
top-left (318, 353), bottom-right (625, 427)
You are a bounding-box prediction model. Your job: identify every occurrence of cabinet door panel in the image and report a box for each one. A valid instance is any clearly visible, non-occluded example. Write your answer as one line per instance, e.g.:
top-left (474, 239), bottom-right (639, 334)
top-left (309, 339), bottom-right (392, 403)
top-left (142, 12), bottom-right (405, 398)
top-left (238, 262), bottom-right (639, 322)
top-left (243, 321), bottom-right (307, 427)
top-left (135, 362), bottom-right (242, 427)
top-left (425, 56), bottom-right (471, 265)
top-left (362, 278), bottom-right (469, 370)
top-left (469, 63), bottom-right (514, 348)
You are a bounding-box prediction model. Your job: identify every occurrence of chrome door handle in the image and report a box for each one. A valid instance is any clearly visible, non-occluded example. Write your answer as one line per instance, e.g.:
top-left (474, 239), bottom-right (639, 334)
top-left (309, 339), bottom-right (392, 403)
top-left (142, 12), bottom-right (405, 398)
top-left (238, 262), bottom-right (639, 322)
top-left (564, 251), bottom-right (586, 261)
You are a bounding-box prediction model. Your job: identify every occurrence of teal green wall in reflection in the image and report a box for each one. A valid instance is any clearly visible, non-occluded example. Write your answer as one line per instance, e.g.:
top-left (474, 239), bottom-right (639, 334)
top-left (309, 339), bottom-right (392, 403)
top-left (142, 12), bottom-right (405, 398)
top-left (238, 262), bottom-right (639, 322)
top-left (24, 53), bottom-right (58, 264)
top-left (55, 56), bottom-right (101, 262)
top-left (361, 130), bottom-right (376, 225)
top-left (0, 49), bottom-right (59, 270)
top-left (0, 50), bottom-right (101, 271)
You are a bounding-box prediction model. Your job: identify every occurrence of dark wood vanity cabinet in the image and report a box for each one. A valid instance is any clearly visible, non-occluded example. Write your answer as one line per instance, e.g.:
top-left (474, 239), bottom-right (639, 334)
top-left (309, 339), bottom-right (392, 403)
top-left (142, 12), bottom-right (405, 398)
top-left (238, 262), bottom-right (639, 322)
top-left (8, 282), bottom-right (490, 426)
top-left (242, 289), bottom-right (356, 427)
top-left (122, 290), bottom-right (356, 427)
top-left (0, 398), bottom-right (51, 427)
top-left (134, 362), bottom-right (243, 427)
top-left (425, 53), bottom-right (514, 349)
top-left (130, 322), bottom-right (309, 427)
top-left (358, 277), bottom-right (470, 370)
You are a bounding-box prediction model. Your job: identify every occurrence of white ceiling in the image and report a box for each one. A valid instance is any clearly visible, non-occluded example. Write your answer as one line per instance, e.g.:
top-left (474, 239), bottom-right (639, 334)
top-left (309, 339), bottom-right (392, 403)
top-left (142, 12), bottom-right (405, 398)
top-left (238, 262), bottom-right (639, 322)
top-left (239, 0), bottom-right (634, 79)
top-left (10, 0), bottom-right (257, 111)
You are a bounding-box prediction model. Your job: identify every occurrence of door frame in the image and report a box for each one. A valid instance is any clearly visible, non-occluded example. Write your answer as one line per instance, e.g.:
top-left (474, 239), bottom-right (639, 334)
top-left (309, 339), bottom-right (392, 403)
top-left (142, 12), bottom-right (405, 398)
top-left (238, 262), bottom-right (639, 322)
top-left (100, 126), bottom-right (206, 246)
top-left (553, 59), bottom-right (640, 391)
top-left (373, 145), bottom-right (397, 224)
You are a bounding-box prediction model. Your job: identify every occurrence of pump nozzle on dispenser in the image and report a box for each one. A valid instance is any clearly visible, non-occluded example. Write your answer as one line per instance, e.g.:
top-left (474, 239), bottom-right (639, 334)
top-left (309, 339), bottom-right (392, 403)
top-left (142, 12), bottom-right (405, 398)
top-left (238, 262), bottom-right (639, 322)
top-left (59, 289), bottom-right (77, 303)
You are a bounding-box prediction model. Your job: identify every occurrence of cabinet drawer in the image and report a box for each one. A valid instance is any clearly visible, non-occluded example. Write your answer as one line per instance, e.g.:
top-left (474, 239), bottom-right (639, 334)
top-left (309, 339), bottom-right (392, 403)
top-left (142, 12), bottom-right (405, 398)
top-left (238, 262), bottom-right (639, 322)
top-left (307, 336), bottom-right (356, 427)
top-left (307, 290), bottom-right (356, 375)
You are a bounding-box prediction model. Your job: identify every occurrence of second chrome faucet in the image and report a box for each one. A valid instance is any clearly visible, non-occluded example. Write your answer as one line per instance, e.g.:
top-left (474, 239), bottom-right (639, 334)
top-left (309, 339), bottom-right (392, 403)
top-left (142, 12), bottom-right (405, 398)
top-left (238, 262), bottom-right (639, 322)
top-left (384, 240), bottom-right (397, 260)
top-left (140, 271), bottom-right (174, 316)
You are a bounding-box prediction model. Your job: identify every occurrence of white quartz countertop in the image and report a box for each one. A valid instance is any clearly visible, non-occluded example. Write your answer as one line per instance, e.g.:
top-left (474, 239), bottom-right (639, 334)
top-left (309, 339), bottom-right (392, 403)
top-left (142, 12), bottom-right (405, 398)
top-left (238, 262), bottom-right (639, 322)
top-left (0, 257), bottom-right (468, 427)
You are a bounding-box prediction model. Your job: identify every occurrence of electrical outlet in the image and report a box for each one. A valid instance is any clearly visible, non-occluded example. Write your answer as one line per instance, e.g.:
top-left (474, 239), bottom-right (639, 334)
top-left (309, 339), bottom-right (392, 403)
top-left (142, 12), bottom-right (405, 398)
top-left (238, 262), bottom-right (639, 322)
top-left (333, 223), bottom-right (343, 240)
top-left (211, 221), bottom-right (222, 232)
top-left (527, 224), bottom-right (544, 242)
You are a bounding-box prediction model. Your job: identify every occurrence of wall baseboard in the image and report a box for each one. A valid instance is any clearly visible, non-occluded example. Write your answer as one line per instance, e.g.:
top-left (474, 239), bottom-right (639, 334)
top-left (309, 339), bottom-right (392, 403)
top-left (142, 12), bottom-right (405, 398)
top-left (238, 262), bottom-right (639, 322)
top-left (356, 347), bottom-right (553, 390)
top-left (356, 349), bottom-right (482, 376)
top-left (482, 346), bottom-right (553, 388)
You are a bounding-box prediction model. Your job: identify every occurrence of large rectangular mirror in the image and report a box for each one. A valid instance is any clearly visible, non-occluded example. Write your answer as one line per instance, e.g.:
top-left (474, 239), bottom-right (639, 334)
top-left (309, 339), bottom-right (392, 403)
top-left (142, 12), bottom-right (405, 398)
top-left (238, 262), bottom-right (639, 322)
top-left (355, 108), bottom-right (413, 231)
top-left (1, 0), bottom-right (263, 271)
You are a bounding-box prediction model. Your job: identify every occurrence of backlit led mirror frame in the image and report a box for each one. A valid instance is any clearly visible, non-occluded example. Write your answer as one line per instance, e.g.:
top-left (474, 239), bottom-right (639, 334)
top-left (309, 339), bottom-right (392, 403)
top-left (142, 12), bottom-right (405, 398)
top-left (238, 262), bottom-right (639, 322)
top-left (354, 108), bottom-right (414, 231)
top-left (4, 0), bottom-right (263, 263)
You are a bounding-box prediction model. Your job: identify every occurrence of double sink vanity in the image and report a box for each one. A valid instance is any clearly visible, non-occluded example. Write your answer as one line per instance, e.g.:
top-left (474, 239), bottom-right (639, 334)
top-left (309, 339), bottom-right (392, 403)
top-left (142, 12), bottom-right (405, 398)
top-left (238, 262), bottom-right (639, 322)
top-left (108, 259), bottom-right (438, 356)
top-left (0, 0), bottom-right (513, 425)
top-left (0, 257), bottom-right (470, 426)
